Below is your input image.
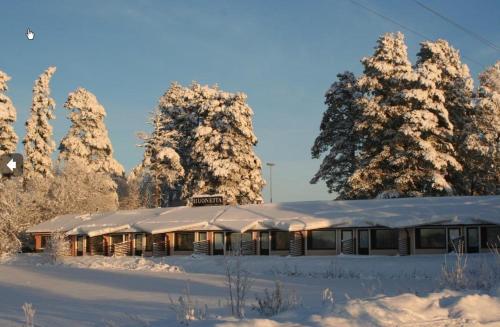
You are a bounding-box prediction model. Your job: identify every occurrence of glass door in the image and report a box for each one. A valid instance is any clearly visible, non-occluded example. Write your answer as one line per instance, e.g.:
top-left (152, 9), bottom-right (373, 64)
top-left (466, 227), bottom-right (479, 253)
top-left (213, 232), bottom-right (224, 255)
top-left (135, 234), bottom-right (143, 256)
top-left (448, 228), bottom-right (461, 252)
top-left (260, 232), bottom-right (269, 255)
top-left (341, 230), bottom-right (354, 254)
top-left (76, 236), bottom-right (84, 256)
top-left (358, 230), bottom-right (369, 255)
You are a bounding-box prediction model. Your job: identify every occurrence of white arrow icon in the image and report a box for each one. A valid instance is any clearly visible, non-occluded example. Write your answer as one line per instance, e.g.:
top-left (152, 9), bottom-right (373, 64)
top-left (26, 28), bottom-right (35, 40)
top-left (7, 158), bottom-right (16, 172)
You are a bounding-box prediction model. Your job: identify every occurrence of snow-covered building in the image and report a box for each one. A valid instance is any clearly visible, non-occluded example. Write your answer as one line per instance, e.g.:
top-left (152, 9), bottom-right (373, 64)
top-left (27, 196), bottom-right (500, 257)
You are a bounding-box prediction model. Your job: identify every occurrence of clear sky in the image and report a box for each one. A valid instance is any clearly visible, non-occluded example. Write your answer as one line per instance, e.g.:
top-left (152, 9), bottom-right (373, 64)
top-left (1, 0), bottom-right (499, 202)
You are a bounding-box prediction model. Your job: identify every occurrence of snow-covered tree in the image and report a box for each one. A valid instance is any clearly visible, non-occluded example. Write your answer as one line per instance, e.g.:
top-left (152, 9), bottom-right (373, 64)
top-left (23, 67), bottom-right (57, 181)
top-left (0, 70), bottom-right (18, 157)
top-left (183, 84), bottom-right (265, 205)
top-left (310, 72), bottom-right (361, 198)
top-left (395, 40), bottom-right (463, 196)
top-left (460, 61), bottom-right (500, 194)
top-left (0, 179), bottom-right (23, 254)
top-left (50, 160), bottom-right (119, 214)
top-left (415, 40), bottom-right (474, 195)
top-left (346, 32), bottom-right (415, 199)
top-left (58, 87), bottom-right (124, 176)
top-left (136, 82), bottom-right (198, 207)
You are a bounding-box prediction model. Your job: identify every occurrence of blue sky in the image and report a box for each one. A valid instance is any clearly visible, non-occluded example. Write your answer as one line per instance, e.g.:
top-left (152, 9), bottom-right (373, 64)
top-left (1, 0), bottom-right (499, 202)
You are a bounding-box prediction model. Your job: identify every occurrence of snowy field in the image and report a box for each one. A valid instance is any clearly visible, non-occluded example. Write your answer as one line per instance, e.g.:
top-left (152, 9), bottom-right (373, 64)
top-left (0, 254), bottom-right (499, 326)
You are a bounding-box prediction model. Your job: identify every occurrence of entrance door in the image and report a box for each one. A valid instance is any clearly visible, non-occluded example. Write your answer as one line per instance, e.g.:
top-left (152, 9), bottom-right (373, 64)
top-left (341, 230), bottom-right (354, 254)
top-left (135, 234), bottom-right (143, 256)
top-left (448, 228), bottom-right (461, 252)
top-left (358, 230), bottom-right (369, 255)
top-left (76, 236), bottom-right (84, 256)
top-left (260, 232), bottom-right (269, 255)
top-left (466, 227), bottom-right (479, 253)
top-left (213, 232), bottom-right (224, 255)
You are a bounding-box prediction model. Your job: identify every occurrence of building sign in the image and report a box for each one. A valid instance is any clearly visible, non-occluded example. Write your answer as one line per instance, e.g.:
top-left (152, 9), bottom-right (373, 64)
top-left (192, 195), bottom-right (224, 207)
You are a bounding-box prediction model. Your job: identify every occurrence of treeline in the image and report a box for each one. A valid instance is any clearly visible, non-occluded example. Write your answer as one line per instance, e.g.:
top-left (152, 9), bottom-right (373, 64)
top-left (311, 32), bottom-right (499, 199)
top-left (0, 70), bottom-right (264, 253)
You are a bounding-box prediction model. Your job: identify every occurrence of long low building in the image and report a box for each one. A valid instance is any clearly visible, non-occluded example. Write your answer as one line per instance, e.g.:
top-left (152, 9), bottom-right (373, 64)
top-left (26, 195), bottom-right (500, 257)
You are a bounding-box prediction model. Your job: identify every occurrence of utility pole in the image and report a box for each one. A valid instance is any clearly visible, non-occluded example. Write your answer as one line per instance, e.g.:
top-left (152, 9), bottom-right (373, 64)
top-left (266, 162), bottom-right (275, 203)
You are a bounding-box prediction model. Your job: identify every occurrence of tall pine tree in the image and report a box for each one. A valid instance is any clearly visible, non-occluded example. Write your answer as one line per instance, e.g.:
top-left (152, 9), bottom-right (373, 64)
top-left (183, 85), bottom-right (265, 205)
top-left (461, 61), bottom-right (500, 194)
top-left (23, 67), bottom-right (57, 181)
top-left (310, 71), bottom-right (361, 198)
top-left (347, 32), bottom-right (414, 199)
top-left (0, 70), bottom-right (18, 157)
top-left (396, 40), bottom-right (464, 196)
top-left (58, 87), bottom-right (124, 176)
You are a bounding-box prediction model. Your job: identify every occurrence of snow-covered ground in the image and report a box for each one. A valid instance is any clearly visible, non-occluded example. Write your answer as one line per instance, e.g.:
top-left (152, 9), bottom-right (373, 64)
top-left (0, 254), bottom-right (499, 326)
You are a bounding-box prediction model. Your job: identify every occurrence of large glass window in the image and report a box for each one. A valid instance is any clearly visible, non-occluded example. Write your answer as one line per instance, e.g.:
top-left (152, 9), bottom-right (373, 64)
top-left (111, 234), bottom-right (124, 244)
top-left (416, 228), bottom-right (446, 249)
top-left (175, 232), bottom-right (194, 251)
top-left (481, 227), bottom-right (500, 248)
top-left (271, 231), bottom-right (289, 251)
top-left (40, 235), bottom-right (50, 249)
top-left (213, 233), bottom-right (224, 251)
top-left (226, 232), bottom-right (252, 251)
top-left (309, 230), bottom-right (336, 250)
top-left (198, 232), bottom-right (207, 242)
top-left (371, 229), bottom-right (398, 250)
top-left (260, 232), bottom-right (269, 250)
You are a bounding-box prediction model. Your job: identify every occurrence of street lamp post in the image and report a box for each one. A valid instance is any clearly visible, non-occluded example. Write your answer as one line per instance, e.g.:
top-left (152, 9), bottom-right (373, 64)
top-left (266, 162), bottom-right (275, 203)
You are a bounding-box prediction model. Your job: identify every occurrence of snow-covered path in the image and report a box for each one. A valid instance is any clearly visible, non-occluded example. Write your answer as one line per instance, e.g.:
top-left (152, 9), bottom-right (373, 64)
top-left (0, 254), bottom-right (499, 326)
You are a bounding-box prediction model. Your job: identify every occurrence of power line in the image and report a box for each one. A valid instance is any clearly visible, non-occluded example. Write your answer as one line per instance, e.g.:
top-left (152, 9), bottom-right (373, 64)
top-left (413, 0), bottom-right (500, 53)
top-left (348, 0), bottom-right (485, 69)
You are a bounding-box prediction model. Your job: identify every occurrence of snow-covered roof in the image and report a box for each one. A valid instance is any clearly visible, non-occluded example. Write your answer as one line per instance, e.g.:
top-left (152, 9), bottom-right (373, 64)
top-left (26, 195), bottom-right (500, 235)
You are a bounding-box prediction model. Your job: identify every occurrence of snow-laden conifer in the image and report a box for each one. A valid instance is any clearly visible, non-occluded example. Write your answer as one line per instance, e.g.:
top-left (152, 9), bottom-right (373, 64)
top-left (397, 40), bottom-right (464, 196)
top-left (23, 67), bottom-right (57, 180)
top-left (461, 61), bottom-right (500, 194)
top-left (0, 70), bottom-right (18, 156)
top-left (58, 88), bottom-right (124, 176)
top-left (310, 72), bottom-right (360, 198)
top-left (416, 40), bottom-right (474, 195)
top-left (346, 32), bottom-right (414, 199)
top-left (136, 82), bottom-right (198, 207)
top-left (183, 84), bottom-right (265, 205)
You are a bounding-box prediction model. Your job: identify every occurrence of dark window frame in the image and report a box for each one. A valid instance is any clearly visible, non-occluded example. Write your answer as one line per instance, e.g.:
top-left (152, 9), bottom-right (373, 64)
top-left (308, 230), bottom-right (336, 250)
top-left (110, 234), bottom-right (124, 244)
top-left (481, 226), bottom-right (500, 248)
top-left (271, 231), bottom-right (290, 251)
top-left (198, 232), bottom-right (207, 242)
top-left (40, 235), bottom-right (50, 249)
top-left (416, 227), bottom-right (446, 249)
top-left (175, 232), bottom-right (195, 251)
top-left (370, 229), bottom-right (399, 250)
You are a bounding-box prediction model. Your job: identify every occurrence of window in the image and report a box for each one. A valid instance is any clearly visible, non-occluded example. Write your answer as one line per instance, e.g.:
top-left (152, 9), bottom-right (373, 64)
top-left (371, 229), bottom-right (398, 250)
top-left (198, 232), bottom-right (207, 242)
top-left (481, 227), bottom-right (500, 248)
top-left (242, 232), bottom-right (252, 242)
top-left (226, 232), bottom-right (252, 251)
top-left (271, 231), bottom-right (289, 251)
top-left (308, 230), bottom-right (336, 250)
top-left (40, 235), bottom-right (50, 249)
top-left (260, 232), bottom-right (269, 250)
top-left (416, 228), bottom-right (446, 249)
top-left (111, 234), bottom-right (124, 244)
top-left (175, 232), bottom-right (194, 251)
top-left (145, 234), bottom-right (153, 251)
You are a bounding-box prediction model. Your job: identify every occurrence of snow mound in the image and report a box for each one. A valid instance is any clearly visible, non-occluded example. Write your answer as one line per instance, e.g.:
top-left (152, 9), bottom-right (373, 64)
top-left (64, 256), bottom-right (183, 273)
top-left (1, 254), bottom-right (182, 273)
